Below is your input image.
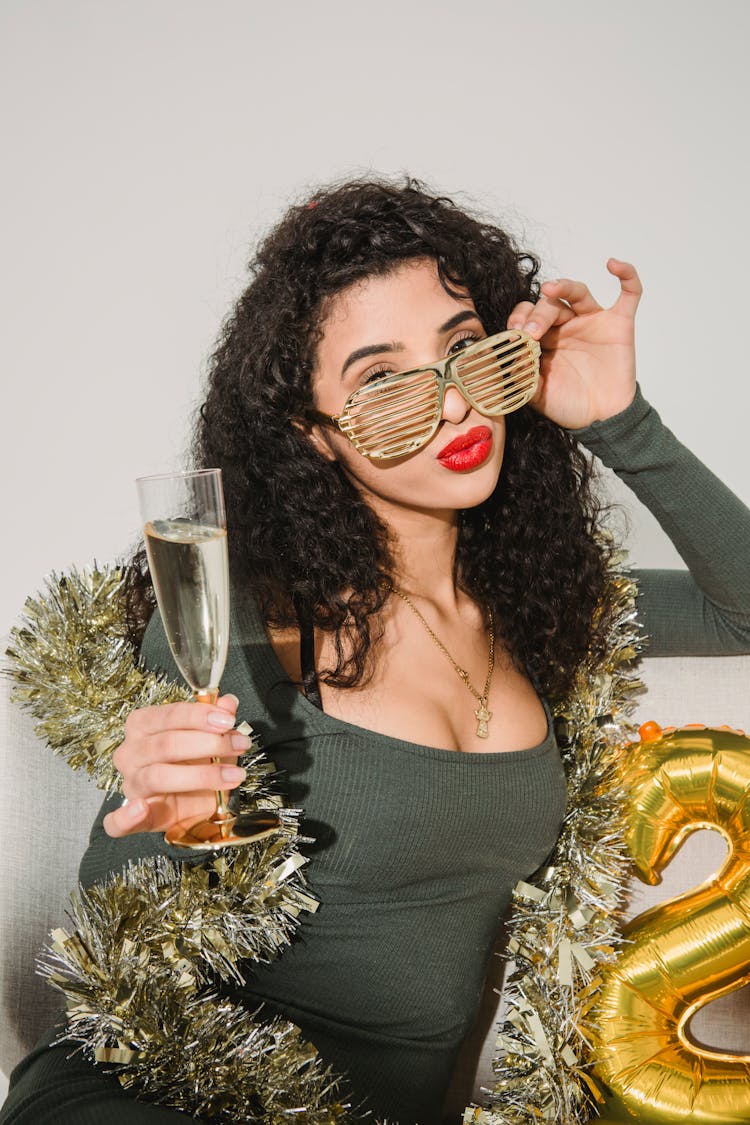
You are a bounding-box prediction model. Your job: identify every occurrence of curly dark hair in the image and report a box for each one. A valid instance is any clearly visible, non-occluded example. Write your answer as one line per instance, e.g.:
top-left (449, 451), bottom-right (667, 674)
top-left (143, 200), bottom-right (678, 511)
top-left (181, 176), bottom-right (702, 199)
top-left (130, 176), bottom-right (614, 699)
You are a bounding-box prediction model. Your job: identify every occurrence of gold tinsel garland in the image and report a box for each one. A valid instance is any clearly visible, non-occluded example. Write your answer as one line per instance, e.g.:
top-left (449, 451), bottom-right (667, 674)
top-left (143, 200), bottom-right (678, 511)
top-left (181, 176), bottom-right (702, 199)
top-left (464, 563), bottom-right (644, 1124)
top-left (7, 566), bottom-right (358, 1123)
top-left (42, 853), bottom-right (353, 1122)
top-left (7, 566), bottom-right (188, 790)
top-left (6, 558), bottom-right (643, 1124)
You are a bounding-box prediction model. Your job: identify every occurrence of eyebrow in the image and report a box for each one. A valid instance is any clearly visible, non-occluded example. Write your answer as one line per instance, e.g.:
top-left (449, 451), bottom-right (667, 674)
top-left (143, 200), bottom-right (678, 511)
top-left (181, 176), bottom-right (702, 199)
top-left (340, 309), bottom-right (482, 379)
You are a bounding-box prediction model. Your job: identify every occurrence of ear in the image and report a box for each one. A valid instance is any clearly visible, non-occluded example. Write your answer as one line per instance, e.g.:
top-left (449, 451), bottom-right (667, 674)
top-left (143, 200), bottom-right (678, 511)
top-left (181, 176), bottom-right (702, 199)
top-left (292, 418), bottom-right (338, 463)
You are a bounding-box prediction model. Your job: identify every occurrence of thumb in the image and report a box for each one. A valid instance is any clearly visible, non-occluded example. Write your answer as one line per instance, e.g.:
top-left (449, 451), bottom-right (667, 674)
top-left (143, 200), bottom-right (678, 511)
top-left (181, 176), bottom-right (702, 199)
top-left (216, 692), bottom-right (239, 717)
top-left (103, 796), bottom-right (152, 839)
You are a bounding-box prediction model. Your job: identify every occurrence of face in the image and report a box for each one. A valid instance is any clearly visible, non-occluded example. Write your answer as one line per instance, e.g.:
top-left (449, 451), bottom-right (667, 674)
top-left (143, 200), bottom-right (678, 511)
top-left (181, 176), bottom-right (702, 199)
top-left (307, 258), bottom-right (507, 527)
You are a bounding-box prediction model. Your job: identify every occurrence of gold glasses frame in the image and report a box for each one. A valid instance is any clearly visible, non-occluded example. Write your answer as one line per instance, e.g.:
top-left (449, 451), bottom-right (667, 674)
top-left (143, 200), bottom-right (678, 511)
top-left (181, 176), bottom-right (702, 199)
top-left (307, 329), bottom-right (540, 461)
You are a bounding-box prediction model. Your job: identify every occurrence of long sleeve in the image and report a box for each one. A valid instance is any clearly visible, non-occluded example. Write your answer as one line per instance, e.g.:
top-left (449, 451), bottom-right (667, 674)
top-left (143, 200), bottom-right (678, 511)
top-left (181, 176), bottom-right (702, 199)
top-left (570, 385), bottom-right (750, 657)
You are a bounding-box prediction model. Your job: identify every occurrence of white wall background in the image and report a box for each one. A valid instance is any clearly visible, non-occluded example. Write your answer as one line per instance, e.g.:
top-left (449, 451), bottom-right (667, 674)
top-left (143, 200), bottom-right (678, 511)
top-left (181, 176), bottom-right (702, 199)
top-left (2, 0), bottom-right (749, 633)
top-left (1, 0), bottom-right (749, 1101)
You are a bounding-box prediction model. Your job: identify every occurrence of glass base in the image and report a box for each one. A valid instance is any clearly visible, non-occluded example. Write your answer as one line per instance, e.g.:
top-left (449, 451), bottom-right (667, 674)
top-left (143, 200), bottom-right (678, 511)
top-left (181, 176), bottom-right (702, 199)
top-left (165, 809), bottom-right (282, 851)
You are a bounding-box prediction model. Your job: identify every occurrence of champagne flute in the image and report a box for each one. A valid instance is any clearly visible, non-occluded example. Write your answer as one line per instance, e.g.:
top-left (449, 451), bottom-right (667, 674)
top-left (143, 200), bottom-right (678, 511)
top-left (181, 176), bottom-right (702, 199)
top-left (137, 468), bottom-right (280, 850)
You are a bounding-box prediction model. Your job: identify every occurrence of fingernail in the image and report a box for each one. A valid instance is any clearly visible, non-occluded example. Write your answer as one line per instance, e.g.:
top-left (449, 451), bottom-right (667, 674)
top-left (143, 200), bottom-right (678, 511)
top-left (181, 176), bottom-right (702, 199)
top-left (126, 799), bottom-right (146, 819)
top-left (230, 733), bottom-right (252, 751)
top-left (525, 321), bottom-right (540, 335)
top-left (221, 766), bottom-right (246, 784)
top-left (208, 710), bottom-right (234, 729)
top-left (224, 693), bottom-right (240, 708)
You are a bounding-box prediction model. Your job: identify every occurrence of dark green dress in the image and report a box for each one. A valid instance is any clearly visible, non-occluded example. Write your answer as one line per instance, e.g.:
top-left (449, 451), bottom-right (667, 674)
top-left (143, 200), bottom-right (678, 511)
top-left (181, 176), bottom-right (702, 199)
top-left (3, 390), bottom-right (750, 1125)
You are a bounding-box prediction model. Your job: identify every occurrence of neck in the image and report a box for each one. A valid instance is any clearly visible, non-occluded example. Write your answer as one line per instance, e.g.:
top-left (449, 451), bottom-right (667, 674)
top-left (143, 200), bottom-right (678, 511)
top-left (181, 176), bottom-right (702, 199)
top-left (368, 495), bottom-right (463, 610)
top-left (340, 457), bottom-right (483, 611)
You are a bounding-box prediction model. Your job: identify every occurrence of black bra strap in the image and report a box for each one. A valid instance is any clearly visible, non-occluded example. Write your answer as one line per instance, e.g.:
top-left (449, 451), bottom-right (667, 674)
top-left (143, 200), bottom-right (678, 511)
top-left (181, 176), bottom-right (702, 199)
top-left (293, 596), bottom-right (323, 711)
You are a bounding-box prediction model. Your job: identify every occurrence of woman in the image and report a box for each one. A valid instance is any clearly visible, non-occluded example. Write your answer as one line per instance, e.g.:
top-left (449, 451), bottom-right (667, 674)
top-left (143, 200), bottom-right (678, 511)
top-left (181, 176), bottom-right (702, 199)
top-left (4, 178), bottom-right (750, 1124)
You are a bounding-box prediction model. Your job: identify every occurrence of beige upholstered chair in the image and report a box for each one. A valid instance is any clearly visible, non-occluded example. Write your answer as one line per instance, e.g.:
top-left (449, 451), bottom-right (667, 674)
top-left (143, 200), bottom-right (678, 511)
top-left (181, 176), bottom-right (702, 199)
top-left (0, 648), bottom-right (104, 1100)
top-left (2, 650), bottom-right (750, 1114)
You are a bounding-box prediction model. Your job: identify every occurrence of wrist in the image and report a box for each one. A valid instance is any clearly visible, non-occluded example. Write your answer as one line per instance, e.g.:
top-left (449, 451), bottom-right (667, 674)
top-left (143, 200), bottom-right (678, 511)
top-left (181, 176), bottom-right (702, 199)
top-left (592, 385), bottom-right (638, 425)
top-left (568, 384), bottom-right (666, 471)
top-left (570, 383), bottom-right (648, 439)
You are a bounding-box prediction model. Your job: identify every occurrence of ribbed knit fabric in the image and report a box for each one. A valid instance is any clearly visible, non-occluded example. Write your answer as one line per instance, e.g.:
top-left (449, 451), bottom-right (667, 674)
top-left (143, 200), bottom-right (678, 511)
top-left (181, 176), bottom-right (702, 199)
top-left (572, 385), bottom-right (750, 656)
top-left (1, 1038), bottom-right (199, 1125)
top-left (3, 392), bottom-right (750, 1125)
top-left (233, 694), bottom-right (566, 1121)
top-left (75, 597), bottom-right (569, 1124)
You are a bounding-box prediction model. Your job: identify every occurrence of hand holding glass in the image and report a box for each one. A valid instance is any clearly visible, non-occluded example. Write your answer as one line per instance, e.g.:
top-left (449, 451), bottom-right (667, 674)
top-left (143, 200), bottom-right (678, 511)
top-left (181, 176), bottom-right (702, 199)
top-left (137, 469), bottom-right (280, 849)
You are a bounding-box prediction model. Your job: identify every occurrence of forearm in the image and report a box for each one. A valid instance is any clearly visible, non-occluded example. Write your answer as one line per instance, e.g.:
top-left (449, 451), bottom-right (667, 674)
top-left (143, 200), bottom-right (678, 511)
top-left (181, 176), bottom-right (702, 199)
top-left (78, 794), bottom-right (190, 887)
top-left (571, 386), bottom-right (750, 655)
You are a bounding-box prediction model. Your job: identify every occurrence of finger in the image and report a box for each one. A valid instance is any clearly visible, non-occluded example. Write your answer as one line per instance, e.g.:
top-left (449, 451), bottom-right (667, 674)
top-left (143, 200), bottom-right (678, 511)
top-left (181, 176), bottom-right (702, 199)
top-left (113, 729), bottom-right (250, 781)
top-left (103, 796), bottom-right (150, 838)
top-left (142, 729), bottom-right (251, 766)
top-left (104, 793), bottom-right (210, 838)
top-left (126, 759), bottom-right (246, 801)
top-left (522, 296), bottom-right (576, 339)
top-left (216, 693), bottom-right (240, 712)
top-left (124, 693), bottom-right (239, 738)
top-left (540, 278), bottom-right (601, 316)
top-left (536, 324), bottom-right (564, 352)
top-left (508, 297), bottom-right (573, 337)
top-left (607, 258), bottom-right (642, 316)
top-left (506, 301), bottom-right (535, 330)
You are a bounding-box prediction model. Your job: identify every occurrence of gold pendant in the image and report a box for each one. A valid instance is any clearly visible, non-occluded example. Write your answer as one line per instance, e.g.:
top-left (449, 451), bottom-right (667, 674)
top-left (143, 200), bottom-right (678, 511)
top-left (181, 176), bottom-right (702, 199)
top-left (475, 702), bottom-right (492, 739)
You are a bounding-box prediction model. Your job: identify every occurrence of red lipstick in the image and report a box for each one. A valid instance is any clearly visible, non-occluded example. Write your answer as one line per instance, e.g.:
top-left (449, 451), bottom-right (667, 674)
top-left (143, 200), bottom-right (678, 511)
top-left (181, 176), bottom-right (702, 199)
top-left (437, 425), bottom-right (493, 472)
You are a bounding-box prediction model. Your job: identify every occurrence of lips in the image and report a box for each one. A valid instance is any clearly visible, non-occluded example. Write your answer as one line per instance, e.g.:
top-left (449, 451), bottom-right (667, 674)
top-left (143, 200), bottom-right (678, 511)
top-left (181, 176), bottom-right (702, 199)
top-left (437, 425), bottom-right (492, 461)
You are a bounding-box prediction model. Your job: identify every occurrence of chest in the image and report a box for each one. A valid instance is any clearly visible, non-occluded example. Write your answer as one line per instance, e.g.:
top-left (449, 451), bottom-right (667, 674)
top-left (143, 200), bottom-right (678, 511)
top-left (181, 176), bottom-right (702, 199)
top-left (269, 621), bottom-right (549, 754)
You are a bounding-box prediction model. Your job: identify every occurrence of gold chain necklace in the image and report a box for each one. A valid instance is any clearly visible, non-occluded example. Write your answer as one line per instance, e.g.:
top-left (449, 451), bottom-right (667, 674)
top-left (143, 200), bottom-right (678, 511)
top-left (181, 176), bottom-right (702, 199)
top-left (390, 588), bottom-right (495, 739)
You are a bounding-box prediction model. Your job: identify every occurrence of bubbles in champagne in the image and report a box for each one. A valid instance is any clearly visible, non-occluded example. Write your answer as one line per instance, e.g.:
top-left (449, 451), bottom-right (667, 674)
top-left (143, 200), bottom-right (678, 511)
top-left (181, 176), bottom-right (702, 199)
top-left (144, 519), bottom-right (230, 693)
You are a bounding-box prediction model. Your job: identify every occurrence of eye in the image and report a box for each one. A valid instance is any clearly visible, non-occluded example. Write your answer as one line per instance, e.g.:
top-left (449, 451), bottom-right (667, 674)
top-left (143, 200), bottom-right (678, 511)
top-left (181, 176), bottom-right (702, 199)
top-left (447, 332), bottom-right (481, 355)
top-left (361, 363), bottom-right (394, 386)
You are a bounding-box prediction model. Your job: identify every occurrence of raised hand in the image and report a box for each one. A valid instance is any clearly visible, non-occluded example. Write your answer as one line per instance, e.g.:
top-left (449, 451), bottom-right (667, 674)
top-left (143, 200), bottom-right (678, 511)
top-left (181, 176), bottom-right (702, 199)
top-left (102, 694), bottom-right (250, 839)
top-left (507, 258), bottom-right (642, 430)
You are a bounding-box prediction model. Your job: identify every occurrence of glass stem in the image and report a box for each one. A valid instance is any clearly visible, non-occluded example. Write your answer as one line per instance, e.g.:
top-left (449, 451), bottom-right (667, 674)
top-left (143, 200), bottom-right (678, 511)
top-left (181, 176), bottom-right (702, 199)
top-left (194, 688), bottom-right (234, 825)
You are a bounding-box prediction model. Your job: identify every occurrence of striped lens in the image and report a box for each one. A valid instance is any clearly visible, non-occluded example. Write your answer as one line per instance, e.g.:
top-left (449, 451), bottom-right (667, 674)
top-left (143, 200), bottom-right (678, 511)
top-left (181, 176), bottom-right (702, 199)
top-left (336, 330), bottom-right (539, 460)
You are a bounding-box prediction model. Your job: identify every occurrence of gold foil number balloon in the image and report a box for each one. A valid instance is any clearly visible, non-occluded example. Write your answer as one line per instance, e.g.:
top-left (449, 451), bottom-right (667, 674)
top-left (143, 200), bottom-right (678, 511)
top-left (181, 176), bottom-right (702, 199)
top-left (592, 722), bottom-right (750, 1124)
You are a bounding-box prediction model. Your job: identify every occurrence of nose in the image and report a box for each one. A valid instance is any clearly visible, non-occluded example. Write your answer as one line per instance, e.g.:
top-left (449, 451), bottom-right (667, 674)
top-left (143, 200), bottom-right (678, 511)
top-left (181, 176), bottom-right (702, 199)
top-left (440, 384), bottom-right (471, 425)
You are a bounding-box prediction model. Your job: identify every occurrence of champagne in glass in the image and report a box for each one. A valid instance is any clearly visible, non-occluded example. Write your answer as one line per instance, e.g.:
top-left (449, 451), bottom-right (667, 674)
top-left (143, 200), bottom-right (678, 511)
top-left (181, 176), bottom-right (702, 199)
top-left (137, 469), bottom-right (280, 850)
top-left (143, 518), bottom-right (229, 697)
